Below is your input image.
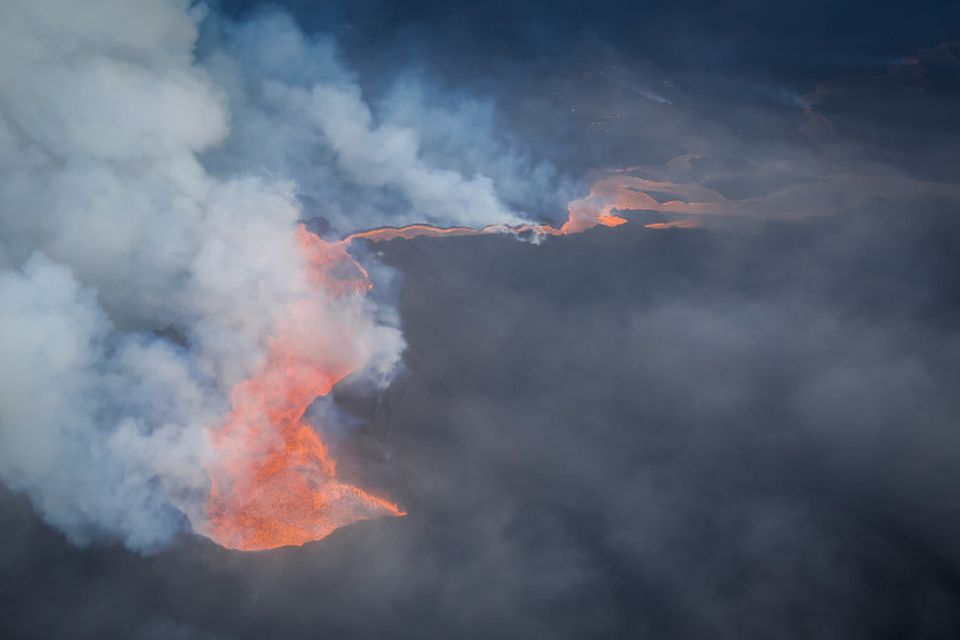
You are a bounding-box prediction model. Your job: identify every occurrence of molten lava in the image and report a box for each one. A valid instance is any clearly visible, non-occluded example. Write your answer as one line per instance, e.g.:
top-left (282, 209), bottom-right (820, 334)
top-left (206, 174), bottom-right (702, 552)
top-left (206, 226), bottom-right (403, 552)
top-left (345, 175), bottom-right (711, 244)
top-left (347, 224), bottom-right (486, 242)
top-left (345, 196), bottom-right (631, 244)
top-left (644, 219), bottom-right (700, 229)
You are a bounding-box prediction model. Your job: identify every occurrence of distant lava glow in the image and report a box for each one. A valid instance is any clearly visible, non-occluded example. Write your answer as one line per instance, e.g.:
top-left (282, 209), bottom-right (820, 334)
top-left (644, 219), bottom-right (700, 229)
top-left (205, 226), bottom-right (404, 552)
top-left (344, 190), bottom-right (635, 244)
top-left (345, 175), bottom-right (702, 244)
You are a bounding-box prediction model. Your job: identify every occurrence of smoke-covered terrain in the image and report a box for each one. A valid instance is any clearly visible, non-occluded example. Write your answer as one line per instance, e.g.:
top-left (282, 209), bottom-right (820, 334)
top-left (3, 208), bottom-right (960, 638)
top-left (2, 0), bottom-right (960, 637)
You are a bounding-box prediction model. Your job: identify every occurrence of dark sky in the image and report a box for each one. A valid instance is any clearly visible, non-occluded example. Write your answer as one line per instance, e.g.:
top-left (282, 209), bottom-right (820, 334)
top-left (221, 0), bottom-right (959, 75)
top-left (4, 1), bottom-right (960, 638)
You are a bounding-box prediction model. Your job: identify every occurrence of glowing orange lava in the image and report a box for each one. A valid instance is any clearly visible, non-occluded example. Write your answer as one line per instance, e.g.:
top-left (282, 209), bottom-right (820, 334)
top-left (644, 219), bottom-right (701, 230)
top-left (206, 226), bottom-right (403, 552)
top-left (347, 224), bottom-right (485, 242)
top-left (206, 175), bottom-right (701, 552)
top-left (346, 194), bottom-right (633, 245)
top-left (345, 175), bottom-right (716, 244)
top-left (597, 213), bottom-right (629, 227)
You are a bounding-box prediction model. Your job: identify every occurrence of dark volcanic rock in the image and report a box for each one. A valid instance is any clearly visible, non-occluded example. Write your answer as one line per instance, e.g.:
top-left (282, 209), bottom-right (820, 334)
top-left (3, 206), bottom-right (960, 639)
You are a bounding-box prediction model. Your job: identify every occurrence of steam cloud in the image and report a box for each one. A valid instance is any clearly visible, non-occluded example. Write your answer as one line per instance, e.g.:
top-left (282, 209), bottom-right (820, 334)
top-left (0, 0), bottom-right (538, 551)
top-left (1, 1), bottom-right (959, 636)
top-left (3, 0), bottom-right (955, 557)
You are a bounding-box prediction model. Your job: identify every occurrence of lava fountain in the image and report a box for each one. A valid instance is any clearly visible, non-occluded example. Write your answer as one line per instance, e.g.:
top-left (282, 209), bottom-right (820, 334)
top-left (206, 226), bottom-right (403, 552)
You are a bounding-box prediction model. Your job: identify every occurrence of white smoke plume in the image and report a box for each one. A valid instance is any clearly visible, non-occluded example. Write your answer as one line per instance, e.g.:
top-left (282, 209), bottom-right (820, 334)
top-left (199, 9), bottom-right (566, 229)
top-left (0, 0), bottom-right (528, 551)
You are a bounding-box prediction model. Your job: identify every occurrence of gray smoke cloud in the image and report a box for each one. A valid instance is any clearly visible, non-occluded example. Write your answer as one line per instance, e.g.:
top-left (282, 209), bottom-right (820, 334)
top-left (198, 8), bottom-right (568, 229)
top-left (2, 1), bottom-right (960, 637)
top-left (0, 0), bottom-right (535, 551)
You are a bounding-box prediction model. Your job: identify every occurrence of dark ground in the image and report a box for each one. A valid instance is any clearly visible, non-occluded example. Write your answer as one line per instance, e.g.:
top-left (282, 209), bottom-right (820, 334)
top-left (3, 203), bottom-right (960, 639)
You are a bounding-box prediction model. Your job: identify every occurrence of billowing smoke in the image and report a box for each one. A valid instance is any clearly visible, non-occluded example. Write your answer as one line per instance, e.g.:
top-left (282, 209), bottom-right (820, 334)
top-left (0, 0), bottom-right (536, 551)
top-left (5, 0), bottom-right (951, 557)
top-left (198, 9), bottom-right (566, 229)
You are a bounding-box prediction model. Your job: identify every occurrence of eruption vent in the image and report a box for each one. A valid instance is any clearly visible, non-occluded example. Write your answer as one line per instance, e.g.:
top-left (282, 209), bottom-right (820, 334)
top-left (206, 226), bottom-right (403, 552)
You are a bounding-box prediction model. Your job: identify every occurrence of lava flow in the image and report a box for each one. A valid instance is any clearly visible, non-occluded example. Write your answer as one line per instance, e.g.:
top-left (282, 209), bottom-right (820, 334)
top-left (206, 226), bottom-right (403, 552)
top-left (344, 175), bottom-right (703, 244)
top-left (206, 174), bottom-right (700, 552)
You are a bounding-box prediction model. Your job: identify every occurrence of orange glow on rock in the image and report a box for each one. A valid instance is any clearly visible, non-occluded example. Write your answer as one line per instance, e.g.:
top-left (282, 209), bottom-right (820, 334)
top-left (345, 201), bottom-right (632, 245)
top-left (347, 224), bottom-right (485, 242)
top-left (597, 213), bottom-right (629, 227)
top-left (205, 225), bottom-right (403, 552)
top-left (644, 219), bottom-right (701, 229)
